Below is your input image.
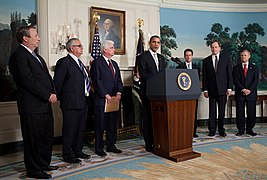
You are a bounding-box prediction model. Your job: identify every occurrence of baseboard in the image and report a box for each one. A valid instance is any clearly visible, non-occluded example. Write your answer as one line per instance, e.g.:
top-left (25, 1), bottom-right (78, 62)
top-left (0, 136), bottom-right (62, 156)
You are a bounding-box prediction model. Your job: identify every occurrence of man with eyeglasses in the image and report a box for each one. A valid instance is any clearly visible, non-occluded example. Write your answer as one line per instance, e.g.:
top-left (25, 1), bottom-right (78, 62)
top-left (54, 38), bottom-right (91, 163)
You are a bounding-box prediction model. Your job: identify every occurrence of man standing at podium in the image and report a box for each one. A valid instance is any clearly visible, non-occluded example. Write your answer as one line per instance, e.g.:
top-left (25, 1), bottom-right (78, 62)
top-left (202, 41), bottom-right (233, 137)
top-left (139, 35), bottom-right (166, 152)
top-left (180, 49), bottom-right (200, 138)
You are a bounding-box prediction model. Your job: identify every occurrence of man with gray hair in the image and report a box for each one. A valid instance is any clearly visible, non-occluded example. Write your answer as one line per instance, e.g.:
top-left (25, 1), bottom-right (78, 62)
top-left (90, 40), bottom-right (123, 156)
top-left (54, 38), bottom-right (90, 163)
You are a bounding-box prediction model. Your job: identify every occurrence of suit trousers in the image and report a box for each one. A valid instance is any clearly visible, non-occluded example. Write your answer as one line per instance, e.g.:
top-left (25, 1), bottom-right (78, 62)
top-left (20, 113), bottom-right (54, 174)
top-left (208, 95), bottom-right (227, 133)
top-left (142, 97), bottom-right (154, 147)
top-left (62, 101), bottom-right (88, 158)
top-left (94, 106), bottom-right (118, 152)
top-left (236, 100), bottom-right (256, 132)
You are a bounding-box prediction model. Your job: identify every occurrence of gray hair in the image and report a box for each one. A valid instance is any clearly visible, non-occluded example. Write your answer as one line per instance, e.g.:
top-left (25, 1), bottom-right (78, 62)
top-left (101, 40), bottom-right (114, 53)
top-left (66, 38), bottom-right (79, 52)
top-left (16, 25), bottom-right (36, 43)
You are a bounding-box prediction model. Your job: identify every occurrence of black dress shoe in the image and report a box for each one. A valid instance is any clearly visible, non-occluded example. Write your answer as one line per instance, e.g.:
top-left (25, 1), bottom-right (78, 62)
top-left (43, 165), bottom-right (59, 171)
top-left (208, 132), bottom-right (215, 136)
top-left (76, 153), bottom-right (90, 159)
top-left (145, 145), bottom-right (154, 152)
top-left (107, 148), bottom-right (122, 153)
top-left (63, 157), bottom-right (81, 163)
top-left (27, 171), bottom-right (52, 179)
top-left (246, 131), bottom-right (257, 136)
top-left (96, 151), bottom-right (107, 156)
top-left (236, 132), bottom-right (244, 136)
top-left (219, 132), bottom-right (227, 137)
top-left (193, 133), bottom-right (199, 138)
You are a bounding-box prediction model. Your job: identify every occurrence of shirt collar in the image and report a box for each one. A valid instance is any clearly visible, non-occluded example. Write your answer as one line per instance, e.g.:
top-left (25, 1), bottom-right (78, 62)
top-left (103, 55), bottom-right (110, 64)
top-left (68, 53), bottom-right (79, 64)
top-left (21, 44), bottom-right (34, 54)
top-left (149, 49), bottom-right (157, 56)
top-left (213, 53), bottom-right (220, 59)
top-left (242, 62), bottom-right (249, 67)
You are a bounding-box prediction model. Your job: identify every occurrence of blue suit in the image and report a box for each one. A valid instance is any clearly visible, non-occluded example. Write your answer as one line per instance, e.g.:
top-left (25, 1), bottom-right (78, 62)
top-left (90, 56), bottom-right (123, 152)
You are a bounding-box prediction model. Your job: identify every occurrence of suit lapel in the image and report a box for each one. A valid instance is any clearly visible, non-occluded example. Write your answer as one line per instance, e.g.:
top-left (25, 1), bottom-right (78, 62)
top-left (68, 55), bottom-right (83, 73)
top-left (100, 56), bottom-right (115, 78)
top-left (21, 47), bottom-right (47, 73)
top-left (207, 56), bottom-right (215, 74)
top-left (246, 63), bottom-right (254, 80)
top-left (147, 51), bottom-right (158, 71)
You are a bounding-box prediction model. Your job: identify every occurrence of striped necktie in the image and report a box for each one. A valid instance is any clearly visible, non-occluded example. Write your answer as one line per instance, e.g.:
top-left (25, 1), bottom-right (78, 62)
top-left (78, 59), bottom-right (90, 93)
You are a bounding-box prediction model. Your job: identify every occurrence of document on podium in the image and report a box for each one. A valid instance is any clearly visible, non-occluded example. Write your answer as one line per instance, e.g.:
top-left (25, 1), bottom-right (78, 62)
top-left (104, 96), bottom-right (120, 112)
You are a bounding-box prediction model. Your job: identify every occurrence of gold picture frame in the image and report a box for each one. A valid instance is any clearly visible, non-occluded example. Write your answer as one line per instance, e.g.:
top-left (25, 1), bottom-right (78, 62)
top-left (89, 6), bottom-right (125, 55)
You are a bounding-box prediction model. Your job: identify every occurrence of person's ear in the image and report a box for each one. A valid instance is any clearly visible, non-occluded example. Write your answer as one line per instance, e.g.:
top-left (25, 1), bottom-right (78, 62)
top-left (23, 36), bottom-right (28, 43)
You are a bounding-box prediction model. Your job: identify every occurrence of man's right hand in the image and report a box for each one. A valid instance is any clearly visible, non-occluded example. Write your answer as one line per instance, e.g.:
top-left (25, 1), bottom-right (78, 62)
top-left (105, 94), bottom-right (112, 104)
top-left (49, 94), bottom-right (57, 103)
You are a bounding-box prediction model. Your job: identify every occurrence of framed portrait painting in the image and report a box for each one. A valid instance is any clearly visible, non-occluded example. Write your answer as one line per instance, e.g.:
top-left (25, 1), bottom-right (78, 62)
top-left (89, 6), bottom-right (126, 55)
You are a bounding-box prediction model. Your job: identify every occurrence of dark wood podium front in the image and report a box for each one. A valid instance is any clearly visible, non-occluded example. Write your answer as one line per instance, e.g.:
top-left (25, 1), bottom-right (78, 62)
top-left (146, 69), bottom-right (201, 162)
top-left (151, 100), bottom-right (201, 162)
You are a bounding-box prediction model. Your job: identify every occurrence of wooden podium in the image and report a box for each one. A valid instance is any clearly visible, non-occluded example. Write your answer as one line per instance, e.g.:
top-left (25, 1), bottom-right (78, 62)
top-left (146, 69), bottom-right (201, 162)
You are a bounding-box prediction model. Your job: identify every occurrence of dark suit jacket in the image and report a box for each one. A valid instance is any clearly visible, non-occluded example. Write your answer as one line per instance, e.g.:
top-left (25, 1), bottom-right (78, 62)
top-left (233, 62), bottom-right (259, 101)
top-left (9, 45), bottom-right (55, 115)
top-left (54, 54), bottom-right (87, 109)
top-left (202, 53), bottom-right (233, 97)
top-left (139, 50), bottom-right (165, 84)
top-left (90, 56), bottom-right (123, 106)
top-left (139, 50), bottom-right (165, 98)
top-left (180, 62), bottom-right (200, 78)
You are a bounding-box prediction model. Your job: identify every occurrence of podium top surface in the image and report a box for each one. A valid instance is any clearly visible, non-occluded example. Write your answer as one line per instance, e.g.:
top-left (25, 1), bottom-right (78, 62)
top-left (146, 69), bottom-right (201, 101)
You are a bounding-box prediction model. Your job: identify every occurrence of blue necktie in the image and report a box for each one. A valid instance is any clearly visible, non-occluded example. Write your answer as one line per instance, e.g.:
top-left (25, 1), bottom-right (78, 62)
top-left (32, 52), bottom-right (43, 65)
top-left (78, 59), bottom-right (90, 93)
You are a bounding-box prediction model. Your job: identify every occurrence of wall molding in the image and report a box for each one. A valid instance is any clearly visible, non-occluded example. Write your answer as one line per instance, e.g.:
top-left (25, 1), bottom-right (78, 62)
top-left (161, 0), bottom-right (267, 12)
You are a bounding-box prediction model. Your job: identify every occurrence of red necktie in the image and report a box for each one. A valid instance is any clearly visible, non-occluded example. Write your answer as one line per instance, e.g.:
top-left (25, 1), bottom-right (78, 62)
top-left (244, 63), bottom-right (247, 77)
top-left (108, 60), bottom-right (115, 78)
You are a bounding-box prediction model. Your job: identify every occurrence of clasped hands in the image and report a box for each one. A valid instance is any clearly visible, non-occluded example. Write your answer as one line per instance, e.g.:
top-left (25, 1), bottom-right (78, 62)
top-left (242, 89), bottom-right (251, 96)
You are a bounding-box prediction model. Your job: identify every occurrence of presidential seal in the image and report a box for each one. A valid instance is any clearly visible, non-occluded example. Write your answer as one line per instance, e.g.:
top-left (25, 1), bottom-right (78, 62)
top-left (177, 72), bottom-right (191, 91)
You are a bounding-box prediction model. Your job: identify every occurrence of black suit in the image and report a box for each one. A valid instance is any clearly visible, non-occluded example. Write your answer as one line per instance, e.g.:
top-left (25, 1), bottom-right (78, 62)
top-left (233, 62), bottom-right (259, 133)
top-left (139, 50), bottom-right (165, 149)
top-left (54, 54), bottom-right (89, 159)
top-left (90, 56), bottom-right (123, 152)
top-left (9, 45), bottom-right (55, 174)
top-left (202, 53), bottom-right (233, 134)
top-left (180, 62), bottom-right (200, 135)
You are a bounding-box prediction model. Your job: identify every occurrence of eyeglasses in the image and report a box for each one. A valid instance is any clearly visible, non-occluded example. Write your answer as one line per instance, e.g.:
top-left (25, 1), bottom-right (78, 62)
top-left (72, 44), bottom-right (83, 48)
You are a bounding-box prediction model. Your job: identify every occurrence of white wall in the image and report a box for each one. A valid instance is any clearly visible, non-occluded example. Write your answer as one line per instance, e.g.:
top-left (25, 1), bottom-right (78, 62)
top-left (0, 0), bottom-right (266, 144)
